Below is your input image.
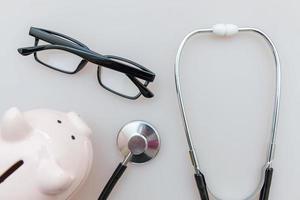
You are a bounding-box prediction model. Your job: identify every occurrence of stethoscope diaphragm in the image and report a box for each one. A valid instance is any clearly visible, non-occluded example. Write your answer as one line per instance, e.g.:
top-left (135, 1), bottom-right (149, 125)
top-left (99, 121), bottom-right (160, 200)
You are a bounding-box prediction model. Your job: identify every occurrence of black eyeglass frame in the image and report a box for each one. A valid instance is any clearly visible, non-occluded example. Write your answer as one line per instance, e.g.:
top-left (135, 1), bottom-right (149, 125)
top-left (18, 27), bottom-right (155, 99)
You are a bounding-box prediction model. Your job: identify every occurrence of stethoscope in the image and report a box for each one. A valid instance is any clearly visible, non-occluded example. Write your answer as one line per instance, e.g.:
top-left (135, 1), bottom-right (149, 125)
top-left (98, 121), bottom-right (160, 200)
top-left (174, 24), bottom-right (281, 200)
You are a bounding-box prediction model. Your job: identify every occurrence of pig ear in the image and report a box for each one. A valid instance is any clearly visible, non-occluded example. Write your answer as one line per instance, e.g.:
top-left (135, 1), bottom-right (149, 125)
top-left (37, 158), bottom-right (74, 195)
top-left (67, 112), bottom-right (92, 136)
top-left (0, 107), bottom-right (32, 141)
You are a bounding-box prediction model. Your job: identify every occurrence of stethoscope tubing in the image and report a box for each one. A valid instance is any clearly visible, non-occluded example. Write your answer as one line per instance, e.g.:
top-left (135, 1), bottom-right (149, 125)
top-left (174, 24), bottom-right (281, 200)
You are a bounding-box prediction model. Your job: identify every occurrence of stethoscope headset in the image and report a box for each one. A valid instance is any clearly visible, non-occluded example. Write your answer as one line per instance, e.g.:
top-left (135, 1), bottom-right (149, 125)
top-left (175, 24), bottom-right (281, 200)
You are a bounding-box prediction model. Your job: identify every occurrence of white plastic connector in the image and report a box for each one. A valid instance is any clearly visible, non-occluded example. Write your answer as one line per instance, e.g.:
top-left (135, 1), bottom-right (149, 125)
top-left (212, 24), bottom-right (239, 36)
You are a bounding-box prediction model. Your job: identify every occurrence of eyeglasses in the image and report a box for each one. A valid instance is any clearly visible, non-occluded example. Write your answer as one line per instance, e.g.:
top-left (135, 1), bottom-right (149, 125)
top-left (18, 27), bottom-right (155, 100)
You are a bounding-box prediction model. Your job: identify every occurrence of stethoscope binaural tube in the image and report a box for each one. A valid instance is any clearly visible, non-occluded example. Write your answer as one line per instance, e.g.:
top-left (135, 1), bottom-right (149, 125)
top-left (98, 121), bottom-right (160, 200)
top-left (174, 24), bottom-right (281, 200)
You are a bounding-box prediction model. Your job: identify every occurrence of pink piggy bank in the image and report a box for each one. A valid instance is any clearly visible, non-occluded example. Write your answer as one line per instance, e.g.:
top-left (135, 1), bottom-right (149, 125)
top-left (0, 107), bottom-right (93, 200)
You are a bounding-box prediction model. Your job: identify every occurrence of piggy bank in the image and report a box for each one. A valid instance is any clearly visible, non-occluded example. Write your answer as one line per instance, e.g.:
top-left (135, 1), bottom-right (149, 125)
top-left (0, 107), bottom-right (93, 200)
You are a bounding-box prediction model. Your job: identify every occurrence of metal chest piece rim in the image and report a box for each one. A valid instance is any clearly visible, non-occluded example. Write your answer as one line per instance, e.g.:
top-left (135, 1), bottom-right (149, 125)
top-left (117, 120), bottom-right (160, 164)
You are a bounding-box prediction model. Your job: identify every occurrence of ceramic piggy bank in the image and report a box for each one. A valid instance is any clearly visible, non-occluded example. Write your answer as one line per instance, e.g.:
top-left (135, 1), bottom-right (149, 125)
top-left (0, 107), bottom-right (93, 200)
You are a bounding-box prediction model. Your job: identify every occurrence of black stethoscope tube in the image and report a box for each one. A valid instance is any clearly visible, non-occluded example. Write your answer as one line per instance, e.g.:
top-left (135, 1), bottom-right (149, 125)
top-left (98, 162), bottom-right (128, 200)
top-left (98, 121), bottom-right (160, 200)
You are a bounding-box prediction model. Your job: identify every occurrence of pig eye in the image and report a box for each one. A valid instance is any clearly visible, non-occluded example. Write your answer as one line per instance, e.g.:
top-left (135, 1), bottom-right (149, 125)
top-left (71, 135), bottom-right (76, 140)
top-left (57, 120), bottom-right (62, 124)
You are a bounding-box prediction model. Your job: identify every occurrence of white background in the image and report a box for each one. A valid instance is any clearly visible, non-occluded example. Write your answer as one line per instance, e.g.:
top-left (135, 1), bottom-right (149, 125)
top-left (0, 0), bottom-right (299, 199)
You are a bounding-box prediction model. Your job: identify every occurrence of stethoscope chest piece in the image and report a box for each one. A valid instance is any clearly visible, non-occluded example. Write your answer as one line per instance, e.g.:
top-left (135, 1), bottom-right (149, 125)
top-left (117, 120), bottom-right (160, 163)
top-left (99, 121), bottom-right (160, 200)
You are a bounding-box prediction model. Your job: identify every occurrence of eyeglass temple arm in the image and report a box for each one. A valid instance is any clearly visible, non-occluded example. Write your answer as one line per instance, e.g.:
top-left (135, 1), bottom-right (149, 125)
top-left (18, 46), bottom-right (44, 56)
top-left (17, 45), bottom-right (155, 82)
top-left (30, 27), bottom-right (89, 49)
top-left (127, 75), bottom-right (154, 98)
